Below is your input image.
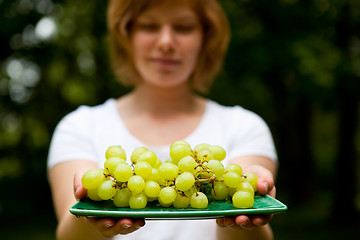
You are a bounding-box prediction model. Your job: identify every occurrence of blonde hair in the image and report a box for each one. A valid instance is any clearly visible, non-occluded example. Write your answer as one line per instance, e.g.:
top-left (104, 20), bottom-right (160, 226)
top-left (107, 0), bottom-right (230, 93)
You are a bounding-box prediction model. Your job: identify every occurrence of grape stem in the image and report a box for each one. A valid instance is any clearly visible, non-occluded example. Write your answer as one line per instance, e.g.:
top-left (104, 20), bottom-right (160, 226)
top-left (103, 168), bottom-right (113, 179)
top-left (194, 169), bottom-right (216, 183)
top-left (162, 179), bottom-right (175, 188)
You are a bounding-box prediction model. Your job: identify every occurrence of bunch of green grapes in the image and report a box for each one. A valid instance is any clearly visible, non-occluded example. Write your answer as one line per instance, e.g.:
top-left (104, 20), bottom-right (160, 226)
top-left (81, 141), bottom-right (258, 209)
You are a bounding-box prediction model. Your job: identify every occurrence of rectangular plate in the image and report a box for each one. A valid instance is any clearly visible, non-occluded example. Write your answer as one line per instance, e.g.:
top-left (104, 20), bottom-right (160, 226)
top-left (69, 195), bottom-right (287, 220)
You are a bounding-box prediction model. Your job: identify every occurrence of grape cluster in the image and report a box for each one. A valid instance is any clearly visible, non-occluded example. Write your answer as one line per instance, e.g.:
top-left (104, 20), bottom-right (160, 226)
top-left (81, 141), bottom-right (258, 209)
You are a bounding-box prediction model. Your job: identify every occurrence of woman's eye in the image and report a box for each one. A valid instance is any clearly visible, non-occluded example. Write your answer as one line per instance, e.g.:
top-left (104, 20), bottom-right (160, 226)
top-left (137, 23), bottom-right (159, 32)
top-left (173, 25), bottom-right (195, 33)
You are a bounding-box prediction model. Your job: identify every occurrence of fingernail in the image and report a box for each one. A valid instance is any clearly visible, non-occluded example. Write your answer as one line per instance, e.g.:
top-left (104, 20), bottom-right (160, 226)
top-left (225, 222), bottom-right (235, 227)
top-left (240, 220), bottom-right (248, 228)
top-left (263, 182), bottom-right (268, 193)
top-left (122, 224), bottom-right (131, 229)
top-left (105, 223), bottom-right (114, 228)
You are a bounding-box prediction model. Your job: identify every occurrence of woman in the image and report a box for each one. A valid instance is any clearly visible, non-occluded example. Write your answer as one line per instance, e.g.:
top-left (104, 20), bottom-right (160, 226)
top-left (48, 0), bottom-right (277, 239)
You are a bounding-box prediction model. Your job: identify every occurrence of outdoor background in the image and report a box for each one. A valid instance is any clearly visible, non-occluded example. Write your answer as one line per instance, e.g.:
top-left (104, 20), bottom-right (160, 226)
top-left (0, 0), bottom-right (359, 239)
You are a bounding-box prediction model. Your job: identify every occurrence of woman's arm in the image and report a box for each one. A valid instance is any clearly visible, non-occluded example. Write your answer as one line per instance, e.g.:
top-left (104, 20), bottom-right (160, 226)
top-left (49, 160), bottom-right (145, 240)
top-left (49, 160), bottom-right (104, 240)
top-left (216, 155), bottom-right (277, 240)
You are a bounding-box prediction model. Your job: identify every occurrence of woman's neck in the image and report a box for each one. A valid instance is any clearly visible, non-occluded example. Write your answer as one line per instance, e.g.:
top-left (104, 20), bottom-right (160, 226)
top-left (115, 83), bottom-right (207, 146)
top-left (121, 83), bottom-right (202, 117)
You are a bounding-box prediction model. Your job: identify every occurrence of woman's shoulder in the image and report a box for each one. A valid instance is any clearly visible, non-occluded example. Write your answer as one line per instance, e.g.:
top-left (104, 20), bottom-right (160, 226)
top-left (64, 99), bottom-right (116, 120)
top-left (207, 100), bottom-right (264, 123)
top-left (56, 99), bottom-right (118, 131)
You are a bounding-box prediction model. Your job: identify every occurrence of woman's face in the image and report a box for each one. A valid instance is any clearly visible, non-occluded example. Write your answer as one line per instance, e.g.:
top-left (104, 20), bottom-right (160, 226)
top-left (130, 1), bottom-right (203, 89)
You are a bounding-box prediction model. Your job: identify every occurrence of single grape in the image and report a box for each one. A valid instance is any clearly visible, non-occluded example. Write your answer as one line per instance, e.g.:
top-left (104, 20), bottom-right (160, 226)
top-left (236, 181), bottom-right (255, 195)
top-left (144, 180), bottom-right (161, 198)
top-left (113, 163), bottom-right (133, 182)
top-left (127, 175), bottom-right (145, 194)
top-left (145, 168), bottom-right (164, 185)
top-left (198, 167), bottom-right (213, 179)
top-left (227, 187), bottom-right (237, 197)
top-left (173, 193), bottom-right (190, 208)
top-left (207, 159), bottom-right (225, 178)
top-left (158, 186), bottom-right (177, 205)
top-left (243, 172), bottom-right (258, 192)
top-left (130, 147), bottom-right (148, 164)
top-left (193, 143), bottom-right (210, 156)
top-left (223, 171), bottom-right (242, 188)
top-left (197, 149), bottom-right (213, 162)
top-left (170, 144), bottom-right (193, 164)
top-left (175, 172), bottom-right (195, 192)
top-left (190, 192), bottom-right (208, 209)
top-left (153, 158), bottom-right (162, 169)
top-left (137, 150), bottom-right (157, 166)
top-left (225, 164), bottom-right (243, 176)
top-left (97, 180), bottom-right (117, 200)
top-left (211, 182), bottom-right (229, 200)
top-left (147, 196), bottom-right (158, 202)
top-left (81, 169), bottom-right (106, 190)
top-left (105, 145), bottom-right (126, 160)
top-left (113, 188), bottom-right (131, 207)
top-left (184, 186), bottom-right (197, 198)
top-left (158, 197), bottom-right (173, 207)
top-left (165, 158), bottom-right (177, 164)
top-left (104, 157), bottom-right (125, 174)
top-left (170, 140), bottom-right (191, 148)
top-left (129, 192), bottom-right (147, 209)
top-left (158, 162), bottom-right (179, 180)
top-left (177, 156), bottom-right (197, 174)
top-left (208, 145), bottom-right (226, 161)
top-left (87, 188), bottom-right (102, 201)
top-left (232, 190), bottom-right (254, 208)
top-left (134, 161), bottom-right (152, 179)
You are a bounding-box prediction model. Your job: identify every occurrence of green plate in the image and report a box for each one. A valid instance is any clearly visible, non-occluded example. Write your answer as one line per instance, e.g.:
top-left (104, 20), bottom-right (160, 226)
top-left (69, 195), bottom-right (287, 220)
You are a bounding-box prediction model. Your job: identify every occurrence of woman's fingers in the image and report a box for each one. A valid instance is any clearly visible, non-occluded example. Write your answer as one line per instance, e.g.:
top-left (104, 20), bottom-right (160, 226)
top-left (217, 216), bottom-right (254, 230)
top-left (85, 217), bottom-right (115, 231)
top-left (234, 215), bottom-right (254, 230)
top-left (85, 217), bottom-right (146, 237)
top-left (216, 218), bottom-right (225, 227)
top-left (251, 214), bottom-right (273, 226)
top-left (217, 214), bottom-right (272, 230)
top-left (256, 175), bottom-right (276, 197)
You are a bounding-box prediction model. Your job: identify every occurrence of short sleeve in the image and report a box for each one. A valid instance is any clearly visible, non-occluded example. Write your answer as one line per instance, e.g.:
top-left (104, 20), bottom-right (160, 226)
top-left (224, 106), bottom-right (277, 163)
top-left (47, 106), bottom-right (98, 169)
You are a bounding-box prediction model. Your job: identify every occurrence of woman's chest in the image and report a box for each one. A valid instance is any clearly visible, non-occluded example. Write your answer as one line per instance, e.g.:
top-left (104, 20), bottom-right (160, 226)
top-left (122, 114), bottom-right (203, 146)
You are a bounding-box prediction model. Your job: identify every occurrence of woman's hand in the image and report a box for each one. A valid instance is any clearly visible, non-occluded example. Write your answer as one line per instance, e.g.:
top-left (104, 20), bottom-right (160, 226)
top-left (216, 160), bottom-right (276, 230)
top-left (73, 169), bottom-right (146, 237)
top-left (83, 217), bottom-right (145, 237)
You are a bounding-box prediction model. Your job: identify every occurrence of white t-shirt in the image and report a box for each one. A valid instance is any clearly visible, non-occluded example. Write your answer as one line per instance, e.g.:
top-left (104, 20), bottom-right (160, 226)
top-left (47, 98), bottom-right (277, 240)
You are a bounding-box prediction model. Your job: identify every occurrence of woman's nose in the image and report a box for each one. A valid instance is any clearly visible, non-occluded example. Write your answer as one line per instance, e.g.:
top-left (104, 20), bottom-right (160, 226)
top-left (157, 26), bottom-right (175, 53)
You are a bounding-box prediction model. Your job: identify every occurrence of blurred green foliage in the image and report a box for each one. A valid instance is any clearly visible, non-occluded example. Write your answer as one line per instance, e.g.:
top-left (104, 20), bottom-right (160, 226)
top-left (0, 0), bottom-right (359, 239)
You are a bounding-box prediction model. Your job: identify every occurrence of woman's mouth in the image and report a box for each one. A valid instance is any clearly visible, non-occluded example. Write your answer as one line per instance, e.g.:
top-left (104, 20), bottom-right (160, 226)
top-left (149, 58), bottom-right (181, 70)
